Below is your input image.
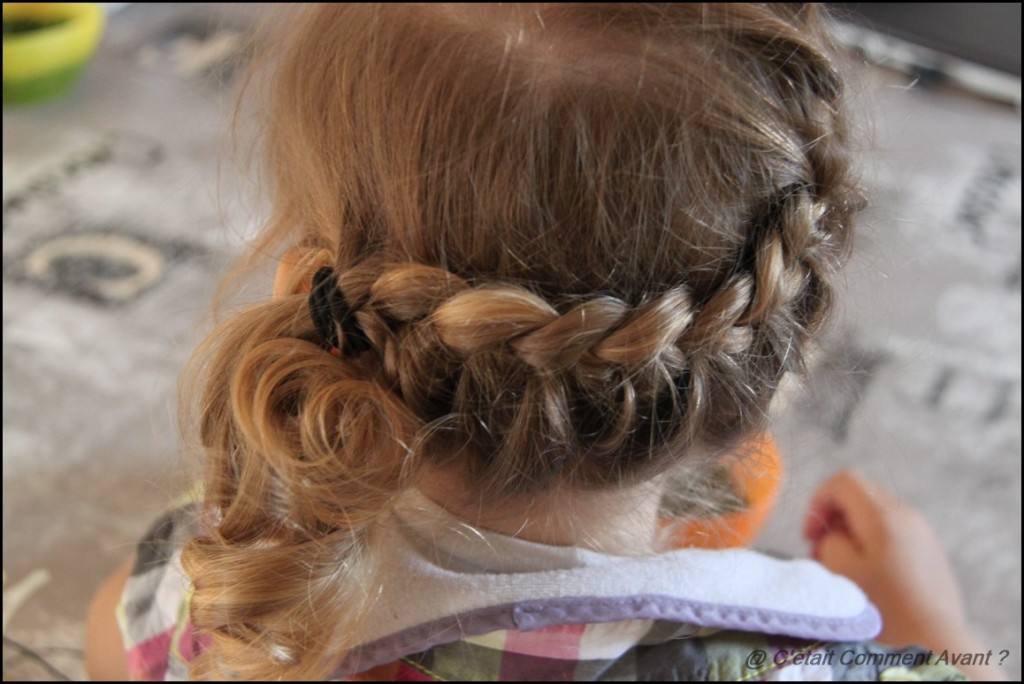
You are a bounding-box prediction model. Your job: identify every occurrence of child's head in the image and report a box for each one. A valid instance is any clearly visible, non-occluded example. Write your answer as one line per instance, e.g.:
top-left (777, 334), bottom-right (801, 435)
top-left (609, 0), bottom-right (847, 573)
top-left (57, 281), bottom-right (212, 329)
top-left (182, 3), bottom-right (861, 678)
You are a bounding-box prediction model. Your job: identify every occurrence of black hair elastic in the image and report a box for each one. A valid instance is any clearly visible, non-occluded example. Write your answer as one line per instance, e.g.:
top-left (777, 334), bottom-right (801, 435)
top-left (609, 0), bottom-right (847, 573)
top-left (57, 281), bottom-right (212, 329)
top-left (308, 267), bottom-right (372, 356)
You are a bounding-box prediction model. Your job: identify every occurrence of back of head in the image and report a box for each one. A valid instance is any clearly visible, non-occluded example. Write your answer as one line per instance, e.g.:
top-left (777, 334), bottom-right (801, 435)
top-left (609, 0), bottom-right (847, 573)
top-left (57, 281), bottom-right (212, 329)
top-left (182, 3), bottom-right (861, 679)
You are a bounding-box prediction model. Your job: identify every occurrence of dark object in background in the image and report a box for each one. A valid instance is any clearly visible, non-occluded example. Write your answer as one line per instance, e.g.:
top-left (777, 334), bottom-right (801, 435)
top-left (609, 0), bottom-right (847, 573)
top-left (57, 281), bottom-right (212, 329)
top-left (836, 3), bottom-right (1021, 76)
top-left (3, 17), bottom-right (69, 35)
top-left (831, 3), bottom-right (1021, 105)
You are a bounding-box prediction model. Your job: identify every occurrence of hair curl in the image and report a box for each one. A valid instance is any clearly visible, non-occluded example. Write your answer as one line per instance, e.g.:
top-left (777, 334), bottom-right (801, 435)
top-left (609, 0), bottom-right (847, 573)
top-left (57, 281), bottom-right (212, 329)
top-left (180, 3), bottom-right (863, 679)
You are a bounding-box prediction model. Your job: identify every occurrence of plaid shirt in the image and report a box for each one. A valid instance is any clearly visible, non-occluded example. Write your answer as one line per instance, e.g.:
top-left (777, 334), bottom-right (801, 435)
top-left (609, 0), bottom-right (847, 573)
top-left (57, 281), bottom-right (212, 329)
top-left (118, 500), bottom-right (967, 681)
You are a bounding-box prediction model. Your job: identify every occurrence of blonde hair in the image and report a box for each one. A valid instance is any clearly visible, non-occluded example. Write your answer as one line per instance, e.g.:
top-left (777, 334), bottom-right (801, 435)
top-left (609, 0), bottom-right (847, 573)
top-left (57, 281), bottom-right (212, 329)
top-left (180, 3), bottom-right (862, 679)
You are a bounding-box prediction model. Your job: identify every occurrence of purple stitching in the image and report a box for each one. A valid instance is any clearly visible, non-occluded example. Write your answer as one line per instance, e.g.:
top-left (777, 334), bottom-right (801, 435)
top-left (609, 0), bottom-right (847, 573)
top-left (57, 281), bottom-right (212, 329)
top-left (332, 594), bottom-right (881, 678)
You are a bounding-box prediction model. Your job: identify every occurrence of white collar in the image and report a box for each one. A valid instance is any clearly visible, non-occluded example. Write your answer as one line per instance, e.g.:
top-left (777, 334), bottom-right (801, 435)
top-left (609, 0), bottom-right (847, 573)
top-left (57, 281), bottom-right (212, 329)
top-left (336, 489), bottom-right (880, 676)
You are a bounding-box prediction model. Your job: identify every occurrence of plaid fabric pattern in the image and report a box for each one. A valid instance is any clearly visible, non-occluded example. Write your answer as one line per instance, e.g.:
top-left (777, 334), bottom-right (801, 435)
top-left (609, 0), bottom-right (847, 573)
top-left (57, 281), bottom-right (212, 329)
top-left (117, 505), bottom-right (205, 681)
top-left (117, 504), bottom-right (968, 681)
top-left (393, 624), bottom-right (968, 681)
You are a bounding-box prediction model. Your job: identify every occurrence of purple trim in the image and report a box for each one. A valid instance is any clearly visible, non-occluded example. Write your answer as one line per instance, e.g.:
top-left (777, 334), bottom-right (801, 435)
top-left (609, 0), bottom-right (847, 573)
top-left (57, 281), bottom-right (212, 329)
top-left (332, 594), bottom-right (881, 678)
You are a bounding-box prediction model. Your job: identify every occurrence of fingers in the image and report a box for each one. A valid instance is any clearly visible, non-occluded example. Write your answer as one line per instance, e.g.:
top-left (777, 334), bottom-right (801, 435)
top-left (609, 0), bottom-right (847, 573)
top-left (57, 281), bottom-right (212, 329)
top-left (804, 469), bottom-right (899, 547)
top-left (814, 524), bottom-right (863, 577)
top-left (804, 499), bottom-right (850, 548)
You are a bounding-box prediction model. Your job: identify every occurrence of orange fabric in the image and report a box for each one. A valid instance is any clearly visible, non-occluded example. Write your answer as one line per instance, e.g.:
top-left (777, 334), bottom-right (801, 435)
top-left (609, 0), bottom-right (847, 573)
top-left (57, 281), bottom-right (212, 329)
top-left (662, 435), bottom-right (783, 550)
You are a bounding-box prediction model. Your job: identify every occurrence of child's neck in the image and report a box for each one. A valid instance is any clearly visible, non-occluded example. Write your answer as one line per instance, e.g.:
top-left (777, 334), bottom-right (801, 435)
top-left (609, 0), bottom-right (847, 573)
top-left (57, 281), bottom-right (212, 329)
top-left (416, 469), bottom-right (666, 556)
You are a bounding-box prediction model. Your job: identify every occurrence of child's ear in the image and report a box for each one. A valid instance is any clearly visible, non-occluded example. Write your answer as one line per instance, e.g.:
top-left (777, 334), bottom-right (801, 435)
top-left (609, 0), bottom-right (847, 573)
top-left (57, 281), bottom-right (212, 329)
top-left (272, 246), bottom-right (303, 298)
top-left (273, 245), bottom-right (322, 299)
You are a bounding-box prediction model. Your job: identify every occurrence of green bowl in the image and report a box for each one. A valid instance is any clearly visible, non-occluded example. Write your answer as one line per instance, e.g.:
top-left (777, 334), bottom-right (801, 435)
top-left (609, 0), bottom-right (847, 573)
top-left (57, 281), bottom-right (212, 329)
top-left (3, 3), bottom-right (105, 106)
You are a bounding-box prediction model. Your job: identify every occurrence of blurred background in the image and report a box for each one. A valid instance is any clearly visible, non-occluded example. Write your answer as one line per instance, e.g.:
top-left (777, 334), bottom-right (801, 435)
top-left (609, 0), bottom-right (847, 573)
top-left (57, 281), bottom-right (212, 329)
top-left (2, 3), bottom-right (1021, 680)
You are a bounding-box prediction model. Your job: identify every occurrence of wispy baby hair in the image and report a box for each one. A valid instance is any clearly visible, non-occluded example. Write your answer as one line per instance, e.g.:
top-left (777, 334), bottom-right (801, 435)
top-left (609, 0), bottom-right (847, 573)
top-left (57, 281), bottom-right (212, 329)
top-left (180, 3), bottom-right (862, 679)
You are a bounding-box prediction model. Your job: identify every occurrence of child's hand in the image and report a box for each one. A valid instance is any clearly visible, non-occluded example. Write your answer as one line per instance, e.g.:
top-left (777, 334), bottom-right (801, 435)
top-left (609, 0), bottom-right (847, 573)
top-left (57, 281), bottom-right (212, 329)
top-left (803, 470), bottom-right (970, 651)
